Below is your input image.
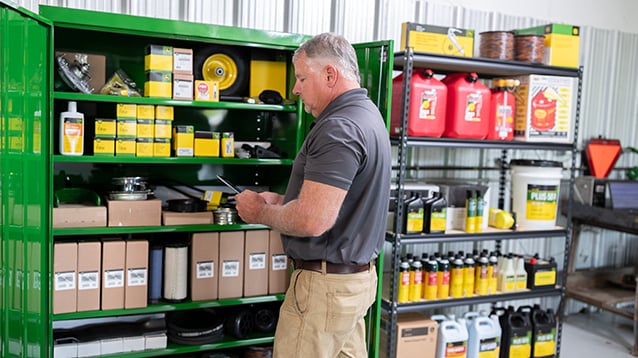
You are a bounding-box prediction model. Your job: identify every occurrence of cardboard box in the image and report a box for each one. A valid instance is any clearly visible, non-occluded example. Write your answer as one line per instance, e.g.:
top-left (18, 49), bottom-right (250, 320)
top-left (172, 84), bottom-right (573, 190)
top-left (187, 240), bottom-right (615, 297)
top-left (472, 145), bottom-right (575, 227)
top-left (95, 118), bottom-right (117, 138)
top-left (194, 131), bottom-right (220, 157)
top-left (136, 105), bottom-right (155, 120)
top-left (162, 211), bottom-right (213, 225)
top-left (154, 119), bottom-right (172, 139)
top-left (515, 24), bottom-right (580, 68)
top-left (53, 242), bottom-right (78, 314)
top-left (53, 205), bottom-right (107, 228)
top-left (106, 198), bottom-right (162, 227)
top-left (401, 22), bottom-right (474, 57)
top-left (115, 137), bottom-right (136, 157)
top-left (117, 119), bottom-right (137, 138)
top-left (144, 333), bottom-right (167, 350)
top-left (249, 51), bottom-right (287, 98)
top-left (173, 48), bottom-right (193, 74)
top-left (155, 105), bottom-right (174, 121)
top-left (136, 119), bottom-right (154, 139)
top-left (100, 337), bottom-right (123, 355)
top-left (77, 341), bottom-right (101, 357)
top-left (136, 138), bottom-right (154, 157)
top-left (101, 240), bottom-right (125, 310)
top-left (125, 240), bottom-right (149, 309)
top-left (221, 132), bottom-right (234, 158)
top-left (194, 80), bottom-right (219, 102)
top-left (94, 138), bottom-right (115, 156)
top-left (53, 340), bottom-right (78, 358)
top-left (122, 336), bottom-right (145, 353)
top-left (154, 138), bottom-right (171, 157)
top-left (244, 230), bottom-right (269, 297)
top-left (268, 230), bottom-right (290, 294)
top-left (190, 232), bottom-right (219, 301)
top-left (55, 52), bottom-right (106, 93)
top-left (514, 74), bottom-right (575, 143)
top-left (76, 241), bottom-right (101, 312)
top-left (173, 74), bottom-right (194, 100)
top-left (379, 313), bottom-right (438, 358)
top-left (144, 44), bottom-right (173, 71)
top-left (172, 125), bottom-right (194, 157)
top-left (218, 231), bottom-right (244, 299)
top-left (116, 104), bottom-right (137, 120)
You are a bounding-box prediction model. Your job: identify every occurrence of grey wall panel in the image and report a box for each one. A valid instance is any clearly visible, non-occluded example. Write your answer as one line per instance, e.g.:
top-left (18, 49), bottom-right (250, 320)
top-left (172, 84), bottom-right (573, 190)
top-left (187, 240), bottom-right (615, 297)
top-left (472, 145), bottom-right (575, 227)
top-left (285, 0), bottom-right (332, 35)
top-left (237, 0), bottom-right (285, 31)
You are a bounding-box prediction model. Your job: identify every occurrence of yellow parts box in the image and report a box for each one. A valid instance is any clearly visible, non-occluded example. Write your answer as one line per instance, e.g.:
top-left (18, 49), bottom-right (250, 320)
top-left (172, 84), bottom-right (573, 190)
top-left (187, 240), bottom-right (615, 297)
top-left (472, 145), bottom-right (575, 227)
top-left (173, 125), bottom-right (194, 157)
top-left (136, 105), bottom-right (155, 120)
top-left (154, 138), bottom-right (171, 157)
top-left (116, 103), bottom-right (137, 120)
top-left (173, 48), bottom-right (193, 75)
top-left (116, 137), bottom-right (136, 156)
top-left (94, 137), bottom-right (115, 156)
top-left (117, 119), bottom-right (137, 138)
top-left (144, 71), bottom-right (172, 98)
top-left (401, 22), bottom-right (475, 57)
top-left (514, 74), bottom-right (575, 143)
top-left (194, 131), bottom-right (220, 157)
top-left (155, 105), bottom-right (174, 121)
top-left (515, 23), bottom-right (580, 68)
top-left (221, 132), bottom-right (234, 158)
top-left (194, 80), bottom-right (219, 102)
top-left (136, 138), bottom-right (154, 157)
top-left (154, 120), bottom-right (172, 139)
top-left (136, 119), bottom-right (154, 139)
top-left (173, 74), bottom-right (194, 100)
top-left (250, 51), bottom-right (287, 98)
top-left (95, 119), bottom-right (116, 138)
top-left (145, 45), bottom-right (173, 71)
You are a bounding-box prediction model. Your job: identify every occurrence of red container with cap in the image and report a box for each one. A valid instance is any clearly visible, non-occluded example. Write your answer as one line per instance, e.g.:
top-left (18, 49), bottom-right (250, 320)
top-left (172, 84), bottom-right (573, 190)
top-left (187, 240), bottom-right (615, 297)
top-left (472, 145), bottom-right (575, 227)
top-left (442, 72), bottom-right (491, 139)
top-left (487, 78), bottom-right (518, 140)
top-left (391, 69), bottom-right (447, 137)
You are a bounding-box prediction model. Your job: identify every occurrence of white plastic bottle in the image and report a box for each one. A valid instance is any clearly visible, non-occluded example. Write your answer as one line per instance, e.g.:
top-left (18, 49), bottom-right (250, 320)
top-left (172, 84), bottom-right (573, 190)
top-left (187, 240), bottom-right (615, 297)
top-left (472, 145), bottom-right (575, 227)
top-left (59, 101), bottom-right (84, 155)
top-left (514, 255), bottom-right (528, 291)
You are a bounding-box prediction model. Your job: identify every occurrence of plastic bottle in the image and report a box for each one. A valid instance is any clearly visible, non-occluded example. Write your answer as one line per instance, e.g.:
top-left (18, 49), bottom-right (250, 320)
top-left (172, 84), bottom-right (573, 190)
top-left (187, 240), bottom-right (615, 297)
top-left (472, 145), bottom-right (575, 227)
top-left (442, 72), bottom-right (491, 139)
top-left (59, 101), bottom-right (84, 155)
top-left (488, 251), bottom-right (499, 295)
top-left (474, 254), bottom-right (490, 296)
top-left (487, 78), bottom-right (517, 140)
top-left (397, 260), bottom-right (411, 303)
top-left (514, 255), bottom-right (528, 291)
top-left (498, 254), bottom-right (516, 293)
top-left (425, 191), bottom-right (448, 234)
top-left (475, 191), bottom-right (485, 233)
top-left (404, 192), bottom-right (425, 234)
top-left (409, 260), bottom-right (423, 302)
top-left (463, 253), bottom-right (476, 298)
top-left (423, 256), bottom-right (439, 300)
top-left (437, 256), bottom-right (451, 299)
top-left (488, 208), bottom-right (515, 229)
top-left (450, 255), bottom-right (465, 298)
top-left (465, 190), bottom-right (478, 233)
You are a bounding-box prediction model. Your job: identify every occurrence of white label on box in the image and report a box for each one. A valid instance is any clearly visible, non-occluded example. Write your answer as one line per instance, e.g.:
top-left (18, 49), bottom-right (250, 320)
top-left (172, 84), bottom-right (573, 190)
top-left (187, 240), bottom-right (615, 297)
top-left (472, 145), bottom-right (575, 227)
top-left (222, 260), bottom-right (240, 277)
top-left (196, 260), bottom-right (214, 279)
top-left (54, 271), bottom-right (76, 291)
top-left (176, 147), bottom-right (194, 157)
top-left (78, 271), bottom-right (99, 290)
top-left (173, 78), bottom-right (193, 99)
top-left (272, 254), bottom-right (288, 271)
top-left (249, 253), bottom-right (267, 270)
top-left (127, 268), bottom-right (147, 286)
top-left (104, 269), bottom-right (124, 288)
top-left (174, 52), bottom-right (193, 72)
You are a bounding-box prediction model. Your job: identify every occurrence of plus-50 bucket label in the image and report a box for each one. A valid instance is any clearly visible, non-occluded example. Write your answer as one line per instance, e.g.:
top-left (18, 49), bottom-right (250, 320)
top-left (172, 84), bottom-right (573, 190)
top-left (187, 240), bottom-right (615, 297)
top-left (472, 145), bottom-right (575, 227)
top-left (525, 184), bottom-right (558, 220)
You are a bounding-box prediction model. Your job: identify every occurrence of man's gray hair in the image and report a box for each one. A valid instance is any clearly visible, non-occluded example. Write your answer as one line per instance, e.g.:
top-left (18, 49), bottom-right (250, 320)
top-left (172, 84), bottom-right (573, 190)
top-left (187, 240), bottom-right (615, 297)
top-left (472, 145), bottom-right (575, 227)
top-left (293, 32), bottom-right (360, 84)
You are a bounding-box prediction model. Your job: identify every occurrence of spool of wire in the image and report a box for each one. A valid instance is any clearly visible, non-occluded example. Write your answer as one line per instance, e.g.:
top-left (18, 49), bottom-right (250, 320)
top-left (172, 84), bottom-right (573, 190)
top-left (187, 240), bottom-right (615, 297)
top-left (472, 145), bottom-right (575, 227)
top-left (148, 245), bottom-right (163, 303)
top-left (163, 243), bottom-right (189, 302)
top-left (514, 35), bottom-right (545, 64)
top-left (479, 31), bottom-right (514, 60)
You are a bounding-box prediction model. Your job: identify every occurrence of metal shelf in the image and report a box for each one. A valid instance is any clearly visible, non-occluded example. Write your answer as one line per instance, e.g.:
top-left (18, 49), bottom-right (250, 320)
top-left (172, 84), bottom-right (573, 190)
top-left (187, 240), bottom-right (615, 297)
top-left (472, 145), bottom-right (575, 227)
top-left (381, 288), bottom-right (562, 313)
top-left (53, 155), bottom-right (293, 166)
top-left (386, 227), bottom-right (567, 244)
top-left (394, 51), bottom-right (580, 78)
top-left (390, 136), bottom-right (574, 151)
top-left (53, 223), bottom-right (270, 237)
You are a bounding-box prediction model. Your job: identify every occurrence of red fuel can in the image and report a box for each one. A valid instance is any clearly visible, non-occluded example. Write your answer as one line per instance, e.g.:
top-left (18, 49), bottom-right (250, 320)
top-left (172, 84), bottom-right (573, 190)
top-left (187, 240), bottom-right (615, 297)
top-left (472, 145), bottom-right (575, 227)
top-left (487, 79), bottom-right (518, 140)
top-left (391, 69), bottom-right (447, 137)
top-left (442, 72), bottom-right (491, 139)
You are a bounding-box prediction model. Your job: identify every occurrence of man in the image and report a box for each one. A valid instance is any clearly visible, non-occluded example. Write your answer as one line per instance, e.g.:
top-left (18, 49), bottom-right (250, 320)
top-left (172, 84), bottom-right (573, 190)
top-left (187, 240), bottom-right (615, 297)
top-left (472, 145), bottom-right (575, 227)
top-left (234, 32), bottom-right (391, 358)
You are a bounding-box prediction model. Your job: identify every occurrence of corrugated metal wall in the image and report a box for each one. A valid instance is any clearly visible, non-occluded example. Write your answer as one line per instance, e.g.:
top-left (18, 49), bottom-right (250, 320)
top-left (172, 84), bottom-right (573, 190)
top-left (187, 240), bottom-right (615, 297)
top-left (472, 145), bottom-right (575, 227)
top-left (19, 0), bottom-right (638, 311)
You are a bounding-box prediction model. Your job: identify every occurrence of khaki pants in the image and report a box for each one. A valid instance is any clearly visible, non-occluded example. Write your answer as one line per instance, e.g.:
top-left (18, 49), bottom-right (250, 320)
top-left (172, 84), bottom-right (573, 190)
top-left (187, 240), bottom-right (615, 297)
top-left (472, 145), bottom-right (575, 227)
top-left (273, 265), bottom-right (377, 358)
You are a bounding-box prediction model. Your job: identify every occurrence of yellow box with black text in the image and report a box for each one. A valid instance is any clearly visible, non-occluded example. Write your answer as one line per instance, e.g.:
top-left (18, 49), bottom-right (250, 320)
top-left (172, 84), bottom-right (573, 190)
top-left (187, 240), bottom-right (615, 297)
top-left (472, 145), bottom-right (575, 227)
top-left (116, 138), bottom-right (136, 156)
top-left (116, 104), bottom-right (137, 120)
top-left (154, 120), bottom-right (172, 139)
top-left (136, 138), bottom-right (154, 157)
top-left (155, 105), bottom-right (174, 121)
top-left (173, 125), bottom-right (194, 157)
top-left (194, 131), bottom-right (219, 157)
top-left (136, 119), bottom-right (154, 139)
top-left (144, 71), bottom-right (172, 98)
top-left (94, 137), bottom-right (115, 156)
top-left (145, 45), bottom-right (173, 71)
top-left (154, 138), bottom-right (171, 157)
top-left (400, 22), bottom-right (474, 57)
top-left (95, 119), bottom-right (116, 138)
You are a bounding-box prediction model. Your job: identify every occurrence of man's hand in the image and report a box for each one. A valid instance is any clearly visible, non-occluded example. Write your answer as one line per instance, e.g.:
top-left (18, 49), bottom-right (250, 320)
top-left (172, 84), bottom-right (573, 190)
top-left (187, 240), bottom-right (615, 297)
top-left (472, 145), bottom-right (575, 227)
top-left (235, 189), bottom-right (268, 224)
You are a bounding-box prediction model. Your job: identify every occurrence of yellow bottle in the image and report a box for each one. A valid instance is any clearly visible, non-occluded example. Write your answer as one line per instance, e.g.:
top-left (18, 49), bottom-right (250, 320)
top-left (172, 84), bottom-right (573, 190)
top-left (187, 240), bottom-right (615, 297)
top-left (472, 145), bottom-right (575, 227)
top-left (423, 256), bottom-right (438, 300)
top-left (488, 251), bottom-right (499, 294)
top-left (463, 254), bottom-right (475, 297)
top-left (397, 261), bottom-right (410, 303)
top-left (409, 261), bottom-right (423, 302)
top-left (450, 256), bottom-right (465, 298)
top-left (475, 255), bottom-right (489, 295)
top-left (437, 257), bottom-right (450, 299)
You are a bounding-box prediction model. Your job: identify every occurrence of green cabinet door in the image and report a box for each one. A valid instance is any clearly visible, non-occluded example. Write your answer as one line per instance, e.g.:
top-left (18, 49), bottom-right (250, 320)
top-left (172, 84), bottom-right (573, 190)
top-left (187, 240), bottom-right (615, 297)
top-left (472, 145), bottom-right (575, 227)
top-left (0, 1), bottom-right (52, 357)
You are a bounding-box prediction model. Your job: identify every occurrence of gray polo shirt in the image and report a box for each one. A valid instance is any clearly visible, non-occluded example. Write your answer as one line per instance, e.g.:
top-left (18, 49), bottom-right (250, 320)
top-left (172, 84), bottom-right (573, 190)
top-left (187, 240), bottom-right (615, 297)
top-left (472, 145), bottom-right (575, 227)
top-left (281, 88), bottom-right (391, 265)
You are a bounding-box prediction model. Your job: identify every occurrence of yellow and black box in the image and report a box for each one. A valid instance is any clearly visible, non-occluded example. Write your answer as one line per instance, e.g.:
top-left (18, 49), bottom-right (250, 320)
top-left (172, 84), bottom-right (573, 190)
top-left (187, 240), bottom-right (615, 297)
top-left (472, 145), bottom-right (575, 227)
top-left (194, 80), bottom-right (219, 102)
top-left (145, 44), bottom-right (173, 71)
top-left (144, 71), bottom-right (172, 98)
top-left (221, 132), bottom-right (234, 158)
top-left (400, 22), bottom-right (474, 57)
top-left (154, 138), bottom-right (171, 157)
top-left (95, 119), bottom-right (117, 138)
top-left (524, 257), bottom-right (557, 290)
top-left (137, 119), bottom-right (154, 139)
top-left (136, 105), bottom-right (155, 120)
top-left (94, 137), bottom-right (115, 156)
top-left (116, 103), bottom-right (137, 120)
top-left (117, 119), bottom-right (137, 138)
top-left (136, 138), bottom-right (154, 157)
top-left (172, 125), bottom-right (194, 157)
top-left (155, 105), bottom-right (174, 121)
top-left (194, 131), bottom-right (220, 157)
top-left (154, 119), bottom-right (172, 139)
top-left (515, 23), bottom-right (580, 68)
top-left (115, 137), bottom-right (136, 157)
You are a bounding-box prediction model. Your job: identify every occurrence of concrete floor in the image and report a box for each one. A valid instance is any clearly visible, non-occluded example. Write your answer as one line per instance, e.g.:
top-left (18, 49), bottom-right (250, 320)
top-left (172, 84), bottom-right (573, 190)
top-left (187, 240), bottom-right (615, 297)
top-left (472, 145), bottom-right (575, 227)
top-left (561, 311), bottom-right (636, 358)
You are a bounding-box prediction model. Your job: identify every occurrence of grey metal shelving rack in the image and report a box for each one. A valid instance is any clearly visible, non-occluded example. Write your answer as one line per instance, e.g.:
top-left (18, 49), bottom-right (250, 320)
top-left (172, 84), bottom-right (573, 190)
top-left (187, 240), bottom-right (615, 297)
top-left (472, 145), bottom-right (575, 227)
top-left (383, 49), bottom-right (583, 358)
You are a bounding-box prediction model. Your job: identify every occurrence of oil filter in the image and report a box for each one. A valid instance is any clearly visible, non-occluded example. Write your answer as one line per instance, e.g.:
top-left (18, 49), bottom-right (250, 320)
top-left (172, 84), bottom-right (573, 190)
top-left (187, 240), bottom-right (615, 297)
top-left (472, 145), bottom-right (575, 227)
top-left (479, 31), bottom-right (514, 60)
top-left (163, 243), bottom-right (189, 302)
top-left (148, 245), bottom-right (163, 303)
top-left (514, 35), bottom-right (545, 64)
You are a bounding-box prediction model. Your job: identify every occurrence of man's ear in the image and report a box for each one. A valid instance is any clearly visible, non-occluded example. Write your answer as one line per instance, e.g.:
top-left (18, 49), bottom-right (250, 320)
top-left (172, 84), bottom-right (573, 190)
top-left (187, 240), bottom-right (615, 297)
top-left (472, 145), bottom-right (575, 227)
top-left (325, 65), bottom-right (338, 87)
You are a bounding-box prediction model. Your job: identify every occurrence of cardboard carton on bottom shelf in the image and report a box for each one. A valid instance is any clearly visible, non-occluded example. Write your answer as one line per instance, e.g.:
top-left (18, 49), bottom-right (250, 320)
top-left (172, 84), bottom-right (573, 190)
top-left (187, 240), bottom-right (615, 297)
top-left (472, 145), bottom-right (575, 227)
top-left (379, 313), bottom-right (438, 358)
top-left (268, 230), bottom-right (290, 294)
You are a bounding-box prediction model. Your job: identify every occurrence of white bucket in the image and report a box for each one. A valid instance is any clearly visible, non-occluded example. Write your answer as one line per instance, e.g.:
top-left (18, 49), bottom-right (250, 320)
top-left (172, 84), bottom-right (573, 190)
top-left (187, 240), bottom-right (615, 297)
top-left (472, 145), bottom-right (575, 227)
top-left (510, 160), bottom-right (563, 229)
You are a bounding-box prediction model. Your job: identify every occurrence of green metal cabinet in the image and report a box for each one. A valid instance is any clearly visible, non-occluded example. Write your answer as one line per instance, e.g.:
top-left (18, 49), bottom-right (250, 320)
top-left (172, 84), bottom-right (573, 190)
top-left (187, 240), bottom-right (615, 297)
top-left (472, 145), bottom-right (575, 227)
top-left (0, 3), bottom-right (392, 357)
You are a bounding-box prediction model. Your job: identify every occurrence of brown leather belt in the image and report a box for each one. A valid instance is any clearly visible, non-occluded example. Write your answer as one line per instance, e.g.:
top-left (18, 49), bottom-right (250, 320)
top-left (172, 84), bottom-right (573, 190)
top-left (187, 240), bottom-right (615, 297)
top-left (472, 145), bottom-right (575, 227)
top-left (293, 259), bottom-right (372, 274)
